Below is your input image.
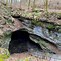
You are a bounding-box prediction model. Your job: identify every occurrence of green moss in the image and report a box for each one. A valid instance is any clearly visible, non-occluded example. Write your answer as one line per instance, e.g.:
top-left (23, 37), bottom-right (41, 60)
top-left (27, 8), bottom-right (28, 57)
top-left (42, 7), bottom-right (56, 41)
top-left (32, 19), bottom-right (37, 25)
top-left (32, 19), bottom-right (44, 27)
top-left (31, 18), bottom-right (60, 31)
top-left (0, 54), bottom-right (9, 59)
top-left (0, 58), bottom-right (4, 61)
top-left (32, 8), bottom-right (41, 13)
top-left (3, 30), bottom-right (11, 37)
top-left (46, 24), bottom-right (55, 30)
top-left (5, 18), bottom-right (13, 24)
top-left (0, 48), bottom-right (10, 60)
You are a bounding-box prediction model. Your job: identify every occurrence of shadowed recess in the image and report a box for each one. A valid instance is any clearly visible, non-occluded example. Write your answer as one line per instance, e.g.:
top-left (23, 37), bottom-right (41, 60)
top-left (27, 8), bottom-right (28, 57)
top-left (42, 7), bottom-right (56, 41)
top-left (8, 29), bottom-right (42, 54)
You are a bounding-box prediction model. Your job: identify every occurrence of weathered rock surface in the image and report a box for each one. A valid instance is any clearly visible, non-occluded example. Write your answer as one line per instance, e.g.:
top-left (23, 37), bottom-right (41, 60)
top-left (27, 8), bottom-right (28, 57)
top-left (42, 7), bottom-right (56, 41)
top-left (0, 3), bottom-right (24, 49)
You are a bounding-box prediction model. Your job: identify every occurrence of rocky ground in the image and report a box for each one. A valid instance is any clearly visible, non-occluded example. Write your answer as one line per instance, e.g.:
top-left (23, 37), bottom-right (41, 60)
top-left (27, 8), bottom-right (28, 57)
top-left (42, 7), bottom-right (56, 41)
top-left (5, 53), bottom-right (61, 61)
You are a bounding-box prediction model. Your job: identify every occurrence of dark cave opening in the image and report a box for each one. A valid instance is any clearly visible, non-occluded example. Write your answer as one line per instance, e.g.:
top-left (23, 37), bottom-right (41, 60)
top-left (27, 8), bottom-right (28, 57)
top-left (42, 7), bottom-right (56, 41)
top-left (8, 29), bottom-right (42, 54)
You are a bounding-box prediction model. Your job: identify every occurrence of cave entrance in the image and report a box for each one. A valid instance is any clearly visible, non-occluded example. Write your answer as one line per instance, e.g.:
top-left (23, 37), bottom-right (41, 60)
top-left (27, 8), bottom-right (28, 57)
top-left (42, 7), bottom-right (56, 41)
top-left (8, 29), bottom-right (42, 54)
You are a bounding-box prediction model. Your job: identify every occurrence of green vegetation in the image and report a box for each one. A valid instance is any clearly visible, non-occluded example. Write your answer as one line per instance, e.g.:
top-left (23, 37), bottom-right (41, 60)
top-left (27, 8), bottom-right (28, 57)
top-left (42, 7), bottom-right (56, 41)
top-left (0, 58), bottom-right (4, 61)
top-left (0, 48), bottom-right (10, 61)
top-left (46, 24), bottom-right (55, 30)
